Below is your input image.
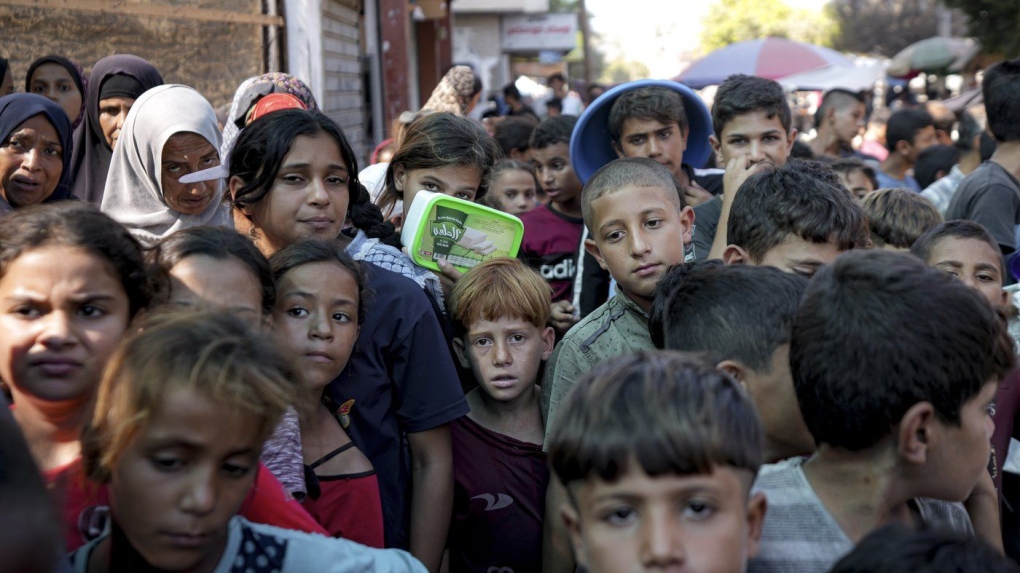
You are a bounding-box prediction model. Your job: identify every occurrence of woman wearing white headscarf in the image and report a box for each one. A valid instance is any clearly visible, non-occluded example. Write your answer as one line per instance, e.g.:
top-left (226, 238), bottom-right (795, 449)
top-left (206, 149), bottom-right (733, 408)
top-left (101, 84), bottom-right (231, 246)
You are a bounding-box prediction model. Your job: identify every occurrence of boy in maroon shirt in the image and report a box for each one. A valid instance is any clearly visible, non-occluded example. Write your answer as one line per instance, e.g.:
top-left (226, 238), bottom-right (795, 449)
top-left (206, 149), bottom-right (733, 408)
top-left (446, 258), bottom-right (556, 573)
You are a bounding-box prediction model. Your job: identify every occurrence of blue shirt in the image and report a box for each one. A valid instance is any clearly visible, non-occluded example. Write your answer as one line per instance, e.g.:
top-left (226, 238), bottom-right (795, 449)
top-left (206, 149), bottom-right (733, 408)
top-left (876, 170), bottom-right (922, 193)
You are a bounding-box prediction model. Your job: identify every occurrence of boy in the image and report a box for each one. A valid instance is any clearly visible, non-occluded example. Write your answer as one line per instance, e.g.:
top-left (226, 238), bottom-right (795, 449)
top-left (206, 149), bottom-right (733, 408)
top-left (831, 157), bottom-right (878, 201)
top-left (723, 161), bottom-right (871, 278)
top-left (830, 526), bottom-right (1019, 573)
top-left (520, 114), bottom-right (584, 332)
top-left (947, 59), bottom-right (1020, 276)
top-left (542, 157), bottom-right (694, 432)
top-left (876, 108), bottom-right (937, 191)
top-left (447, 258), bottom-right (555, 573)
top-left (861, 188), bottom-right (943, 251)
top-left (540, 157), bottom-right (694, 573)
top-left (548, 351), bottom-right (767, 573)
top-left (750, 250), bottom-right (1014, 571)
top-left (911, 220), bottom-right (1008, 308)
top-left (493, 116), bottom-right (537, 163)
top-left (650, 263), bottom-right (813, 463)
top-left (808, 88), bottom-right (868, 160)
top-left (696, 74), bottom-right (798, 260)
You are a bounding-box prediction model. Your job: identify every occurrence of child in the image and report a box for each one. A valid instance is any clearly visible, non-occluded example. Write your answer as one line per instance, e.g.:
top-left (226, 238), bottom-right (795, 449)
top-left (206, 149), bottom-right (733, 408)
top-left (484, 159), bottom-right (539, 216)
top-left (808, 88), bottom-right (868, 160)
top-left (446, 258), bottom-right (555, 573)
top-left (73, 311), bottom-right (425, 572)
top-left (831, 157), bottom-right (878, 201)
top-left (911, 220), bottom-right (1008, 309)
top-left (749, 250), bottom-right (1014, 571)
top-left (155, 226), bottom-right (305, 498)
top-left (543, 157), bottom-right (694, 433)
top-left (860, 188), bottom-right (942, 251)
top-left (695, 74), bottom-right (798, 260)
top-left (548, 351), bottom-right (767, 573)
top-left (876, 108), bottom-right (937, 192)
top-left (270, 240), bottom-right (384, 547)
top-left (650, 263), bottom-right (813, 463)
top-left (722, 161), bottom-right (871, 278)
top-left (520, 115), bottom-right (584, 332)
top-left (829, 525), bottom-right (1020, 573)
top-left (0, 203), bottom-right (325, 552)
top-left (492, 116), bottom-right (537, 163)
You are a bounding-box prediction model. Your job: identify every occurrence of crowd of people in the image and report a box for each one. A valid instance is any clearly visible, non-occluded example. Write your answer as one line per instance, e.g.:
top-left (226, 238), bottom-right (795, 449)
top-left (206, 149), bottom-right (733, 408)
top-left (3, 48), bottom-right (1020, 573)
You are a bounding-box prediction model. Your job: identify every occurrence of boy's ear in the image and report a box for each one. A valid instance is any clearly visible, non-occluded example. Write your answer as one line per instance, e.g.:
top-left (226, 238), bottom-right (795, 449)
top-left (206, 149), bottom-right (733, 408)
top-left (723, 244), bottom-right (749, 265)
top-left (611, 139), bottom-right (625, 159)
top-left (716, 359), bottom-right (749, 390)
top-left (679, 206), bottom-right (695, 245)
top-left (745, 491), bottom-right (768, 559)
top-left (895, 139), bottom-right (912, 157)
top-left (897, 401), bottom-right (936, 466)
top-left (452, 337), bottom-right (472, 370)
top-left (561, 497), bottom-right (588, 570)
top-left (540, 326), bottom-right (556, 360)
top-left (710, 134), bottom-right (723, 164)
top-left (584, 238), bottom-right (608, 271)
top-left (784, 128), bottom-right (799, 155)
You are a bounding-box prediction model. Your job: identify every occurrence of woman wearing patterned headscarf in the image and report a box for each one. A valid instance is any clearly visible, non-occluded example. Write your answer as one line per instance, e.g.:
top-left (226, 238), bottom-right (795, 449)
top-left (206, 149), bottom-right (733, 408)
top-left (220, 72), bottom-right (319, 161)
top-left (25, 55), bottom-right (88, 128)
top-left (421, 65), bottom-right (482, 117)
top-left (70, 54), bottom-right (163, 205)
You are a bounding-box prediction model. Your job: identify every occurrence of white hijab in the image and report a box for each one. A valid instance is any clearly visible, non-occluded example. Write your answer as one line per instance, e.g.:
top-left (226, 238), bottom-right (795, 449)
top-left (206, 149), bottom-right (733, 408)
top-left (101, 84), bottom-right (231, 247)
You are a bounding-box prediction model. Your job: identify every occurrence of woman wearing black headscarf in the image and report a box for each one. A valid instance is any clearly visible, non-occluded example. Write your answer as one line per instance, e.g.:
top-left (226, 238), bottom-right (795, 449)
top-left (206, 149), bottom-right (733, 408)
top-left (0, 58), bottom-right (13, 96)
top-left (25, 55), bottom-right (88, 128)
top-left (69, 54), bottom-right (162, 205)
top-left (0, 93), bottom-right (75, 213)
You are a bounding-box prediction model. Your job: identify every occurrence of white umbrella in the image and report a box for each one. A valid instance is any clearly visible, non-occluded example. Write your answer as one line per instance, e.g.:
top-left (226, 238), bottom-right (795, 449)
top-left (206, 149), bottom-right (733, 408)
top-left (778, 62), bottom-right (887, 92)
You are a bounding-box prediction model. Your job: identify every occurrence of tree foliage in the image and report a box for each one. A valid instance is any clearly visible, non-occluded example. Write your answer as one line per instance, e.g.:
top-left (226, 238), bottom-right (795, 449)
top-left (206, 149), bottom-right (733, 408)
top-left (700, 0), bottom-right (835, 53)
top-left (940, 0), bottom-right (1020, 58)
top-left (827, 0), bottom-right (940, 57)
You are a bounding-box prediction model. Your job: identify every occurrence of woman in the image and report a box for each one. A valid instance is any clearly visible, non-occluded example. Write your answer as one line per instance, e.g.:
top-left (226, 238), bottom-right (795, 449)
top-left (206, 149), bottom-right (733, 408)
top-left (0, 93), bottom-right (74, 213)
top-left (70, 54), bottom-right (162, 205)
top-left (0, 57), bottom-right (14, 96)
top-left (25, 55), bottom-right (87, 128)
top-left (221, 72), bottom-right (319, 163)
top-left (101, 84), bottom-right (230, 247)
top-left (421, 65), bottom-right (482, 117)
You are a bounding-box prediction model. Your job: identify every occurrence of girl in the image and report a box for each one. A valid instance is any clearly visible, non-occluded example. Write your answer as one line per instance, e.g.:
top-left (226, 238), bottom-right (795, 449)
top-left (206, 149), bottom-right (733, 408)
top-left (270, 239), bottom-right (384, 547)
top-left (153, 226), bottom-right (306, 498)
top-left (0, 93), bottom-right (75, 213)
top-left (227, 109), bottom-right (468, 571)
top-left (375, 112), bottom-right (500, 228)
top-left (69, 54), bottom-right (163, 206)
top-left (25, 55), bottom-right (87, 128)
top-left (101, 84), bottom-right (231, 247)
top-left (73, 311), bottom-right (425, 572)
top-left (0, 202), bottom-right (324, 551)
top-left (484, 159), bottom-right (540, 216)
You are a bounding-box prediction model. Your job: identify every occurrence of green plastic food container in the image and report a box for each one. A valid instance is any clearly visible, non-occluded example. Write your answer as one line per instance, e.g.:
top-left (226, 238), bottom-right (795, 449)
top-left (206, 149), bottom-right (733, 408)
top-left (400, 191), bottom-right (525, 273)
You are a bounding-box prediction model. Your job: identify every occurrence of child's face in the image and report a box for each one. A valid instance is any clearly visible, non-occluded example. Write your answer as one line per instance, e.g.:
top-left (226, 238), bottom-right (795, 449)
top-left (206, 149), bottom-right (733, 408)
top-left (454, 317), bottom-right (554, 403)
top-left (738, 345), bottom-right (814, 462)
top-left (586, 185), bottom-right (693, 312)
top-left (615, 118), bottom-right (687, 181)
top-left (0, 246), bottom-right (131, 408)
top-left (837, 169), bottom-right (875, 202)
top-left (710, 110), bottom-right (794, 169)
top-left (905, 126), bottom-right (938, 163)
top-left (927, 236), bottom-right (1007, 307)
top-left (109, 387), bottom-right (262, 571)
top-left (532, 142), bottom-right (582, 207)
top-left (169, 254), bottom-right (265, 329)
top-left (732, 234), bottom-right (844, 279)
top-left (492, 169), bottom-right (538, 216)
top-left (394, 163), bottom-right (483, 209)
top-left (564, 464), bottom-right (765, 573)
top-left (273, 261), bottom-right (360, 391)
top-left (923, 380), bottom-right (997, 502)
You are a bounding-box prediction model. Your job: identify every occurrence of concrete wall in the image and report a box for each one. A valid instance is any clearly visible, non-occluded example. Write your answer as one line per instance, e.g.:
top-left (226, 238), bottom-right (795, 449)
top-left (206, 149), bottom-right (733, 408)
top-left (452, 13), bottom-right (507, 99)
top-left (0, 1), bottom-right (264, 108)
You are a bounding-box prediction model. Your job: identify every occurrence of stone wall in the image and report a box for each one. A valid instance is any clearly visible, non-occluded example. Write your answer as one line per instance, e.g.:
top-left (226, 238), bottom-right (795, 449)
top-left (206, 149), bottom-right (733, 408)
top-left (0, 1), bottom-right (266, 108)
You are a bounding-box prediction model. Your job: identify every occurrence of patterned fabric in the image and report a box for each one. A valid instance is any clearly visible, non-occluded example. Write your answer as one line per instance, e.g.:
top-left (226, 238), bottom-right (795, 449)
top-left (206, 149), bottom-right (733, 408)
top-left (221, 73), bottom-right (319, 161)
top-left (920, 164), bottom-right (967, 215)
top-left (422, 66), bottom-right (477, 117)
top-left (348, 229), bottom-right (445, 310)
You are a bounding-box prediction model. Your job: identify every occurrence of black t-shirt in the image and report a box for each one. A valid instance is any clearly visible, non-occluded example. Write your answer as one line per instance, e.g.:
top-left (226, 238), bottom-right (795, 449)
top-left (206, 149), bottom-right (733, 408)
top-left (325, 263), bottom-right (469, 549)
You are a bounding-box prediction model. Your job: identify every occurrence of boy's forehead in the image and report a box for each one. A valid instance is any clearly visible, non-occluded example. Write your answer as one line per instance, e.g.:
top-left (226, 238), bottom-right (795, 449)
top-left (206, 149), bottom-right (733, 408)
top-left (532, 142), bottom-right (569, 162)
top-left (620, 117), bottom-right (681, 134)
top-left (720, 109), bottom-right (786, 138)
top-left (571, 463), bottom-right (755, 503)
top-left (467, 315), bottom-right (543, 334)
top-left (931, 236), bottom-right (1004, 271)
top-left (590, 184), bottom-right (679, 222)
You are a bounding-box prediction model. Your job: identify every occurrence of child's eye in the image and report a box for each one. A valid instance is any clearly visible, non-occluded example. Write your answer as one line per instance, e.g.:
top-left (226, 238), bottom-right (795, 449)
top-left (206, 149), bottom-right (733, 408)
top-left (327, 176), bottom-right (348, 186)
top-left (79, 305), bottom-right (105, 318)
top-left (151, 456), bottom-right (185, 472)
top-left (682, 500), bottom-right (714, 521)
top-left (281, 174), bottom-right (304, 184)
top-left (332, 311), bottom-right (352, 323)
top-left (222, 462), bottom-right (254, 478)
top-left (977, 274), bottom-right (997, 283)
top-left (604, 230), bottom-right (624, 242)
top-left (423, 182), bottom-right (440, 191)
top-left (509, 334), bottom-right (526, 344)
top-left (472, 338), bottom-right (493, 348)
top-left (646, 218), bottom-right (663, 229)
top-left (11, 305), bottom-right (42, 318)
top-left (603, 506), bottom-right (637, 526)
top-left (658, 130), bottom-right (672, 139)
top-left (286, 307), bottom-right (309, 318)
top-left (59, 85), bottom-right (72, 93)
top-left (455, 192), bottom-right (473, 200)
